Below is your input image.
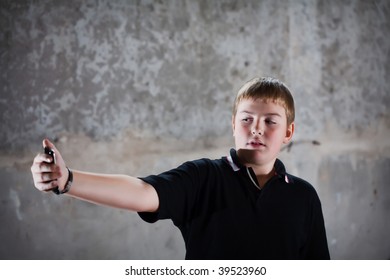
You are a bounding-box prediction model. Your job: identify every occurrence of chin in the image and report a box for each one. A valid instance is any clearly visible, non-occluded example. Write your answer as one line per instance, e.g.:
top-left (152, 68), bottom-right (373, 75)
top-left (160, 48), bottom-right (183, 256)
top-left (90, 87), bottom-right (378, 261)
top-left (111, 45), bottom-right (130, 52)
top-left (237, 149), bottom-right (269, 165)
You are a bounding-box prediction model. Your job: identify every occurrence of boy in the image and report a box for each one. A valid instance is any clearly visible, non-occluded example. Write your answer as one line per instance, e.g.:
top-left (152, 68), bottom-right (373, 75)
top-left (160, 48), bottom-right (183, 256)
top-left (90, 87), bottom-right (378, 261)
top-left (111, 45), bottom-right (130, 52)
top-left (31, 77), bottom-right (330, 259)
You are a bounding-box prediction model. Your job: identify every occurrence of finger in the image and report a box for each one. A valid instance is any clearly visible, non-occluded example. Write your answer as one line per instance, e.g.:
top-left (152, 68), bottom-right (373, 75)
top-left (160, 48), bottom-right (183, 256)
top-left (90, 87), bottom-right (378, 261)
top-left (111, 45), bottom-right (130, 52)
top-left (42, 138), bottom-right (53, 149)
top-left (31, 159), bottom-right (62, 177)
top-left (32, 172), bottom-right (61, 188)
top-left (43, 138), bottom-right (58, 154)
top-left (36, 168), bottom-right (63, 182)
top-left (42, 138), bottom-right (65, 166)
top-left (40, 172), bottom-right (59, 183)
top-left (31, 156), bottom-right (55, 174)
top-left (37, 162), bottom-right (61, 173)
top-left (32, 152), bottom-right (55, 166)
top-left (35, 180), bottom-right (59, 192)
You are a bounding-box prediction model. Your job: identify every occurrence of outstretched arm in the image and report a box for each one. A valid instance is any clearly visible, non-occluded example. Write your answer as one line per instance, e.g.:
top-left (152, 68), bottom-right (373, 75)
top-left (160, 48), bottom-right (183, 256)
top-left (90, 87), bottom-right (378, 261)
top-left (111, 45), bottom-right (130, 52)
top-left (30, 139), bottom-right (159, 212)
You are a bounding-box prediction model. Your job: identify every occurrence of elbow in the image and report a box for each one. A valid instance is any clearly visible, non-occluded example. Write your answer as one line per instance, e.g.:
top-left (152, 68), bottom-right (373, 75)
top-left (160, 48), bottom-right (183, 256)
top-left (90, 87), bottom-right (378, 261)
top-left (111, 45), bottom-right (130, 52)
top-left (123, 179), bottom-right (159, 213)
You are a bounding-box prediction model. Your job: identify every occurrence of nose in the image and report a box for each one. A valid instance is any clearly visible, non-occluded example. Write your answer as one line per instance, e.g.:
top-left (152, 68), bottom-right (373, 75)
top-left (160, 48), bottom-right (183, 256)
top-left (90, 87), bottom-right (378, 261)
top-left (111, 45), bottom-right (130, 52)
top-left (252, 130), bottom-right (263, 136)
top-left (251, 121), bottom-right (264, 136)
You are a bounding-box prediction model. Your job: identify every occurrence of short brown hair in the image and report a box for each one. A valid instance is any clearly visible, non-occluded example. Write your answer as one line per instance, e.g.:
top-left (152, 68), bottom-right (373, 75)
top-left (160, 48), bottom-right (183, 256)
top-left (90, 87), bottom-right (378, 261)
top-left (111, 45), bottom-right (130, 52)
top-left (232, 77), bottom-right (295, 125)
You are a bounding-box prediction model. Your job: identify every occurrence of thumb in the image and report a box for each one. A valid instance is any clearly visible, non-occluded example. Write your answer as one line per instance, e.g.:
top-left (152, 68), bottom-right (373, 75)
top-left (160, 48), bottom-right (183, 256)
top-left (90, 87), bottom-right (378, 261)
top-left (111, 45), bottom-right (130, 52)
top-left (42, 137), bottom-right (66, 167)
top-left (42, 138), bottom-right (61, 156)
top-left (43, 138), bottom-right (55, 150)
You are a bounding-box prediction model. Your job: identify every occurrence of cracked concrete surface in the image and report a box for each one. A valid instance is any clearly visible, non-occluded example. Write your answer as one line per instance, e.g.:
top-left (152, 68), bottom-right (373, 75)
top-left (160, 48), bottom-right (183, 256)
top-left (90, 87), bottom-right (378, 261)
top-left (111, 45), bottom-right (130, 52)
top-left (0, 0), bottom-right (389, 259)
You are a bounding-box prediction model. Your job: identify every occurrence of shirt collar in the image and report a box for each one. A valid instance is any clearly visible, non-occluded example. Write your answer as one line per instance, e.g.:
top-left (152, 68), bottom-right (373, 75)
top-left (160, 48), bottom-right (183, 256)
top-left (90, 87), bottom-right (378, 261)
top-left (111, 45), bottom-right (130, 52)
top-left (227, 148), bottom-right (292, 184)
top-left (227, 148), bottom-right (243, 171)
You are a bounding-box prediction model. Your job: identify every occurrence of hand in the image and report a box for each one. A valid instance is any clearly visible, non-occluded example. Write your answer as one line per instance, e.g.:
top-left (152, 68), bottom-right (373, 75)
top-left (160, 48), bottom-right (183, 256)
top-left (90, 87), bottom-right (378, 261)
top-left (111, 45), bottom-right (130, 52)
top-left (31, 139), bottom-right (68, 192)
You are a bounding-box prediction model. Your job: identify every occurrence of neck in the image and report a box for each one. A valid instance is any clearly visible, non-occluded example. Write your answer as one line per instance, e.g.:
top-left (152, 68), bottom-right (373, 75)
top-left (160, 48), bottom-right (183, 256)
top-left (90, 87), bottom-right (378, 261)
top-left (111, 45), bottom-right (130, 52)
top-left (252, 165), bottom-right (275, 187)
top-left (236, 149), bottom-right (276, 173)
top-left (248, 159), bottom-right (275, 175)
top-left (236, 149), bottom-right (277, 187)
top-left (237, 149), bottom-right (276, 187)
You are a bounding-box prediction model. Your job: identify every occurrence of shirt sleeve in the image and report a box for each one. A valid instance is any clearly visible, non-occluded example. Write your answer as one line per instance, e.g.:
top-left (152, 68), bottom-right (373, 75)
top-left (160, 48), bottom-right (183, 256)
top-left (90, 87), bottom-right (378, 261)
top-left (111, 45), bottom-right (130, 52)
top-left (138, 160), bottom-right (205, 226)
top-left (304, 190), bottom-right (331, 259)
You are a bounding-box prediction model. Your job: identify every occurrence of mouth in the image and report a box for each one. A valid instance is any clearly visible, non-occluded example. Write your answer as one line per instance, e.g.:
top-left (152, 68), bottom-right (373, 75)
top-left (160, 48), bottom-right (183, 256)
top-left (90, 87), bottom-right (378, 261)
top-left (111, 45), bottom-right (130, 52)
top-left (246, 140), bottom-right (266, 148)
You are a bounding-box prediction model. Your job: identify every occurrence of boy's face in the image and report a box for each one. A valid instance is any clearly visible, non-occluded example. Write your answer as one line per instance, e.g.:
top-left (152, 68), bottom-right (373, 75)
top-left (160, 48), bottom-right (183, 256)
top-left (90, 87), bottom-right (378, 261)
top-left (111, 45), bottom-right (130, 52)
top-left (232, 98), bottom-right (294, 167)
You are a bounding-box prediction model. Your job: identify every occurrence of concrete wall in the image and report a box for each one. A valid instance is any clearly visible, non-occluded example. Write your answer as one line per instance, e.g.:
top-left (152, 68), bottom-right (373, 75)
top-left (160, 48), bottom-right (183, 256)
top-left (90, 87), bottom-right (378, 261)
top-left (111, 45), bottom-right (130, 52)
top-left (0, 0), bottom-right (389, 259)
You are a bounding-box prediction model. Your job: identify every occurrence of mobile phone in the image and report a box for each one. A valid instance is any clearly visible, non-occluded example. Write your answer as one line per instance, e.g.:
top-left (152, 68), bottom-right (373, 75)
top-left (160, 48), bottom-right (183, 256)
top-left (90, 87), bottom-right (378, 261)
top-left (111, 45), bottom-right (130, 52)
top-left (44, 146), bottom-right (56, 164)
top-left (44, 146), bottom-right (59, 191)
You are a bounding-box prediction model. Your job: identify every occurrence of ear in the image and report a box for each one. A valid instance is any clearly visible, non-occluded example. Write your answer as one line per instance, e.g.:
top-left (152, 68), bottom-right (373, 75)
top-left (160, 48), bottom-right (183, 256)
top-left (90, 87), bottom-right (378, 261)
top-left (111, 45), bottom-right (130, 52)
top-left (283, 122), bottom-right (294, 144)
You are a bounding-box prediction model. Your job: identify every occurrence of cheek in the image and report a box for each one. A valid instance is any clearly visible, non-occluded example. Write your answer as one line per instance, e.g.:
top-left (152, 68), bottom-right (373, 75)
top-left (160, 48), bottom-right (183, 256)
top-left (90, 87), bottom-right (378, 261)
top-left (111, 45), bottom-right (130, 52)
top-left (235, 125), bottom-right (250, 135)
top-left (268, 130), bottom-right (287, 143)
top-left (233, 126), bottom-right (248, 142)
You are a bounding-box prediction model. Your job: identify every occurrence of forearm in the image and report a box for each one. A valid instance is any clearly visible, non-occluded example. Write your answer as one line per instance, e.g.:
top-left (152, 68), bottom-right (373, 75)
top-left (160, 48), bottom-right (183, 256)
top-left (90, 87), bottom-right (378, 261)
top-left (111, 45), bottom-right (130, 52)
top-left (31, 139), bottom-right (159, 212)
top-left (66, 170), bottom-right (159, 213)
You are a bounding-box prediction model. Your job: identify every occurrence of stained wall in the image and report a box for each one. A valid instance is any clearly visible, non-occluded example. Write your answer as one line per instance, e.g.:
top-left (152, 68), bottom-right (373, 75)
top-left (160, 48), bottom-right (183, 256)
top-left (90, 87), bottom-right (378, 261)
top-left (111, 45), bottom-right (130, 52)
top-left (0, 0), bottom-right (389, 259)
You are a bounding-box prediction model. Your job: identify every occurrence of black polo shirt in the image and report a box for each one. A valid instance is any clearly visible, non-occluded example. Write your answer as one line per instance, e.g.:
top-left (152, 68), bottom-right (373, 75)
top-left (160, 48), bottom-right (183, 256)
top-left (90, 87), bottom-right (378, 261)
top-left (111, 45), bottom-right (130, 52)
top-left (139, 149), bottom-right (330, 260)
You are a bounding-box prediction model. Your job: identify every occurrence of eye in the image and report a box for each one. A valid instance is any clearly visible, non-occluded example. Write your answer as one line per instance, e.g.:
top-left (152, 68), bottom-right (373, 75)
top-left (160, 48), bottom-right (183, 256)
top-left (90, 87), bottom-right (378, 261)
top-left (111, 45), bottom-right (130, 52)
top-left (241, 118), bottom-right (253, 123)
top-left (265, 119), bottom-right (277, 125)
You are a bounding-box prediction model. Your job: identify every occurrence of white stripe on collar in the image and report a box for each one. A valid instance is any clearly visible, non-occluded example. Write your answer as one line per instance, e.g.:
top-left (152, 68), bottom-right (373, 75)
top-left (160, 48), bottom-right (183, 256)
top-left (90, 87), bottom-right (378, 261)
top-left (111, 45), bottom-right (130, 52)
top-left (227, 154), bottom-right (240, 171)
top-left (246, 167), bottom-right (261, 190)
